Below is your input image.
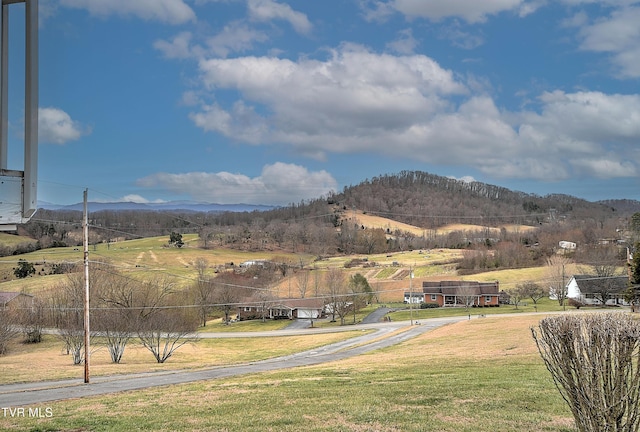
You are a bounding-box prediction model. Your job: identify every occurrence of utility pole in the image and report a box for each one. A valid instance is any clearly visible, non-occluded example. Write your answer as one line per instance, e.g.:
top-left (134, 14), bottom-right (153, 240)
top-left (409, 266), bottom-right (414, 325)
top-left (562, 263), bottom-right (566, 312)
top-left (83, 189), bottom-right (90, 383)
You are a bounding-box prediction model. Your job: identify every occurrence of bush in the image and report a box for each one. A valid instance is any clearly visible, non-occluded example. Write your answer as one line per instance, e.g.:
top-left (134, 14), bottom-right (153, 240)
top-left (567, 298), bottom-right (585, 309)
top-left (532, 313), bottom-right (640, 432)
top-left (420, 303), bottom-right (440, 309)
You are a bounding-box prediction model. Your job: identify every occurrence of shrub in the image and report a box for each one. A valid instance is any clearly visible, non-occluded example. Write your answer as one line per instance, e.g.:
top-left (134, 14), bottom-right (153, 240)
top-left (532, 313), bottom-right (640, 432)
top-left (567, 298), bottom-right (585, 309)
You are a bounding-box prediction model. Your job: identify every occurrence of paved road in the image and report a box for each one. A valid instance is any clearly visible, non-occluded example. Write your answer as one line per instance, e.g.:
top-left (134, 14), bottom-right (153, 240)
top-left (360, 306), bottom-right (394, 324)
top-left (0, 317), bottom-right (466, 407)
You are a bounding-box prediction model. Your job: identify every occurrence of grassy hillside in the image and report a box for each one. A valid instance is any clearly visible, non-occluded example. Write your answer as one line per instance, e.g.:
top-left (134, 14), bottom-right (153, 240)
top-left (0, 232), bottom-right (37, 247)
top-left (349, 210), bottom-right (538, 236)
top-left (0, 234), bottom-right (314, 293)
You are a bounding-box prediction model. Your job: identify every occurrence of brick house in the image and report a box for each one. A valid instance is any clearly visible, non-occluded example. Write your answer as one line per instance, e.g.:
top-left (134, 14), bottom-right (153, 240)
top-left (237, 298), bottom-right (325, 321)
top-left (421, 281), bottom-right (500, 307)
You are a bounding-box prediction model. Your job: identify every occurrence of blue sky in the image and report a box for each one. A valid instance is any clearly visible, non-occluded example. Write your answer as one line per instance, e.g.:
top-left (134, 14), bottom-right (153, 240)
top-left (5, 0), bottom-right (640, 205)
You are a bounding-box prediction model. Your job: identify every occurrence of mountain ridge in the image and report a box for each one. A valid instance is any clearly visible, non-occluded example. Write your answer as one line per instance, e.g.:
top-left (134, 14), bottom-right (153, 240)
top-left (37, 201), bottom-right (276, 213)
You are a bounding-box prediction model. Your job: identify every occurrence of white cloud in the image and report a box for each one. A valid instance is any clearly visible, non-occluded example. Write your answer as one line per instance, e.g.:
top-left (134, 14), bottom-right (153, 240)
top-left (137, 163), bottom-right (337, 205)
top-left (120, 194), bottom-right (168, 204)
top-left (206, 21), bottom-right (269, 57)
top-left (513, 90), bottom-right (640, 178)
top-left (186, 44), bottom-right (640, 183)
top-left (154, 32), bottom-right (195, 59)
top-left (247, 0), bottom-right (312, 34)
top-left (38, 107), bottom-right (89, 144)
top-left (386, 28), bottom-right (419, 54)
top-left (448, 175), bottom-right (477, 183)
top-left (387, 0), bottom-right (532, 23)
top-left (193, 44), bottom-right (466, 157)
top-left (438, 21), bottom-right (485, 49)
top-left (359, 0), bottom-right (396, 22)
top-left (59, 0), bottom-right (196, 25)
top-left (563, 4), bottom-right (640, 78)
top-left (154, 22), bottom-right (269, 60)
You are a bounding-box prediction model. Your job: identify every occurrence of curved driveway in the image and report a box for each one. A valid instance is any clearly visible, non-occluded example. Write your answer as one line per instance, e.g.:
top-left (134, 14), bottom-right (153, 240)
top-left (0, 316), bottom-right (466, 407)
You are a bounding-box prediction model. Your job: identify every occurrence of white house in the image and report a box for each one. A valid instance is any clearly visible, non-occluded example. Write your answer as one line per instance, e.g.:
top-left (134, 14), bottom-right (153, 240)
top-left (403, 292), bottom-right (424, 304)
top-left (559, 241), bottom-right (577, 250)
top-left (565, 275), bottom-right (630, 306)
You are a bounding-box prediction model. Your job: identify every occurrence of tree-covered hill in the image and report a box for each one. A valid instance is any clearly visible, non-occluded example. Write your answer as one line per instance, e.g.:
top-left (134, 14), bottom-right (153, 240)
top-left (9, 170), bottom-right (634, 259)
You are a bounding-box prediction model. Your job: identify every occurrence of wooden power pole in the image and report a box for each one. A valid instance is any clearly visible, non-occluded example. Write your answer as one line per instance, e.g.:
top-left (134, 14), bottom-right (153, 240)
top-left (83, 189), bottom-right (90, 383)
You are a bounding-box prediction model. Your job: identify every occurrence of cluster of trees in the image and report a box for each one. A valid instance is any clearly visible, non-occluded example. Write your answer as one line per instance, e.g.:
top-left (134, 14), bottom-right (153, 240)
top-left (1, 262), bottom-right (200, 364)
top-left (507, 281), bottom-right (546, 309)
top-left (322, 269), bottom-right (373, 325)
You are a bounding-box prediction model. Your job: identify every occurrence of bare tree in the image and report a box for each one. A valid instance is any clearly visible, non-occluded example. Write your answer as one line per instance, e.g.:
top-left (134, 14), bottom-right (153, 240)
top-left (325, 268), bottom-right (350, 325)
top-left (212, 277), bottom-right (241, 325)
top-left (16, 295), bottom-right (46, 343)
top-left (507, 285), bottom-right (525, 310)
top-left (295, 269), bottom-right (310, 298)
top-left (517, 280), bottom-right (546, 306)
top-left (579, 246), bottom-right (625, 305)
top-left (532, 313), bottom-right (640, 432)
top-left (137, 307), bottom-right (198, 364)
top-left (92, 265), bottom-right (141, 363)
top-left (546, 255), bottom-right (572, 307)
top-left (0, 309), bottom-right (18, 355)
top-left (49, 276), bottom-right (87, 365)
top-left (457, 283), bottom-right (478, 319)
top-left (135, 277), bottom-right (199, 363)
top-left (190, 258), bottom-right (214, 327)
top-left (254, 289), bottom-right (275, 322)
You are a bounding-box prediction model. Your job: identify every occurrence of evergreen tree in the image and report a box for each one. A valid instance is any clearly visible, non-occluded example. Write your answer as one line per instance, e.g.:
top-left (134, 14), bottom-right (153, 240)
top-left (625, 242), bottom-right (640, 310)
top-left (13, 259), bottom-right (35, 278)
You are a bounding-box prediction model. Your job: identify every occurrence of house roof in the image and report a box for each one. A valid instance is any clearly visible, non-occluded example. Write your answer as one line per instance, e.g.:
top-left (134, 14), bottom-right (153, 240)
top-left (236, 297), bottom-right (324, 310)
top-left (0, 291), bottom-right (32, 306)
top-left (571, 275), bottom-right (629, 294)
top-left (272, 298), bottom-right (325, 310)
top-left (421, 281), bottom-right (500, 296)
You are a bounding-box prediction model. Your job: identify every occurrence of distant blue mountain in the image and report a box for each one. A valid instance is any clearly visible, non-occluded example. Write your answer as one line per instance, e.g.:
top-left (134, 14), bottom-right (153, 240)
top-left (37, 201), bottom-right (276, 213)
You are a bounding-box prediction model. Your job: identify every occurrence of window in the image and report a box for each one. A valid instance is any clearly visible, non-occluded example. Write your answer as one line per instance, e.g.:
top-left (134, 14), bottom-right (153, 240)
top-left (485, 296), bottom-right (492, 303)
top-left (431, 294), bottom-right (437, 301)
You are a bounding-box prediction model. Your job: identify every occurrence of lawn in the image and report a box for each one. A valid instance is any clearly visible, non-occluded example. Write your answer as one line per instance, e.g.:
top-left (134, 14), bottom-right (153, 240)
top-left (0, 331), bottom-right (365, 385)
top-left (199, 317), bottom-right (292, 332)
top-left (0, 314), bottom-right (575, 431)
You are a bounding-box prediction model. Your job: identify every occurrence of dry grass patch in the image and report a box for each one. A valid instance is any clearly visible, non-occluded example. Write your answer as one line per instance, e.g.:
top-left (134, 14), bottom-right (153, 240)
top-left (326, 315), bottom-right (543, 373)
top-left (0, 332), bottom-right (364, 385)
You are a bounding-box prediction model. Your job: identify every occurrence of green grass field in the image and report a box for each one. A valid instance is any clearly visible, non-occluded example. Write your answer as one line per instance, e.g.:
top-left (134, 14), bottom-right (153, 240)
top-left (0, 234), bottom-right (314, 292)
top-left (0, 314), bottom-right (574, 431)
